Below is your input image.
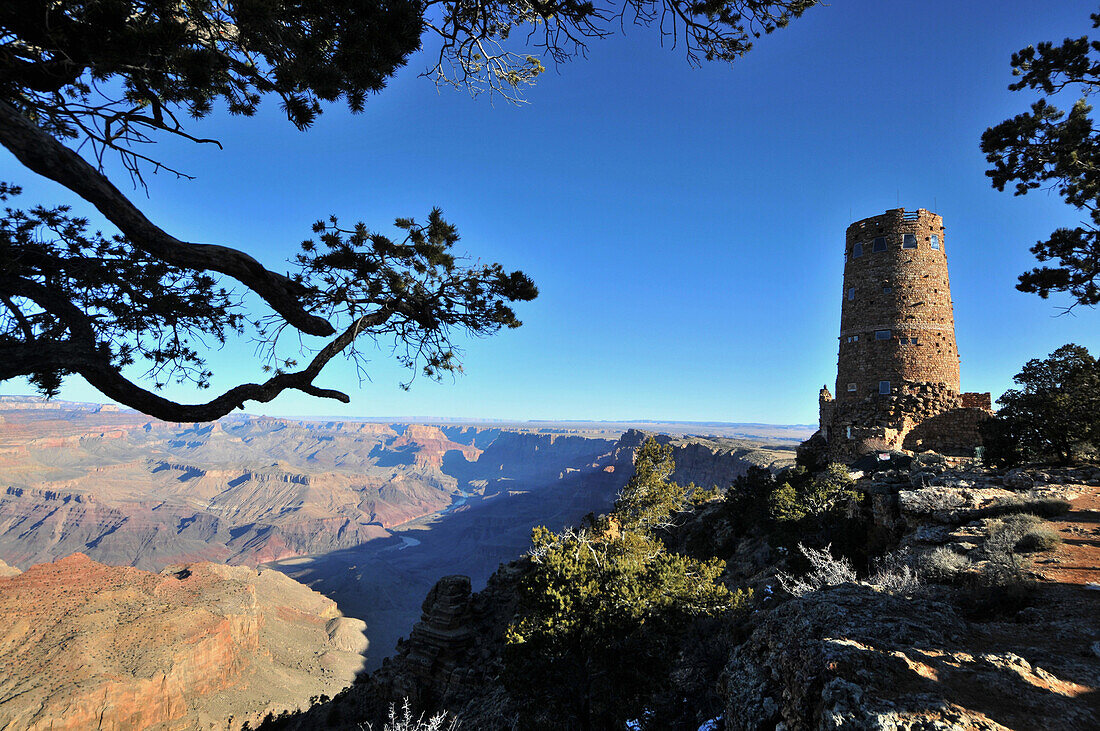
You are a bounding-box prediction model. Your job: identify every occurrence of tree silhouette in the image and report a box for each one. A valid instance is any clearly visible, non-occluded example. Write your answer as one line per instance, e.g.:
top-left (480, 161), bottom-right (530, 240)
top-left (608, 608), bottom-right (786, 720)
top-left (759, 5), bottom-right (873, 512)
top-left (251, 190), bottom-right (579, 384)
top-left (982, 9), bottom-right (1100, 309)
top-left (0, 0), bottom-right (816, 420)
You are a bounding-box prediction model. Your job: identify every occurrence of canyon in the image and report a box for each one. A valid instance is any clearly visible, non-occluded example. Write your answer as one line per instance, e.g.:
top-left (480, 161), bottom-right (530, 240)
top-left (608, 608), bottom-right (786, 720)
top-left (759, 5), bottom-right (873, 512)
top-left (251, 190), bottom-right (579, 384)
top-left (0, 398), bottom-right (802, 672)
top-left (0, 553), bottom-right (366, 730)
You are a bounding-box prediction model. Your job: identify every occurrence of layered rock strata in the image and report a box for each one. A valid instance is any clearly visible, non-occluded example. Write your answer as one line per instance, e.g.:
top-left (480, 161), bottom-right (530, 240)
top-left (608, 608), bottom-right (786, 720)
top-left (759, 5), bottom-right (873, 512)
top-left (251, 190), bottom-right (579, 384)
top-left (0, 553), bottom-right (367, 731)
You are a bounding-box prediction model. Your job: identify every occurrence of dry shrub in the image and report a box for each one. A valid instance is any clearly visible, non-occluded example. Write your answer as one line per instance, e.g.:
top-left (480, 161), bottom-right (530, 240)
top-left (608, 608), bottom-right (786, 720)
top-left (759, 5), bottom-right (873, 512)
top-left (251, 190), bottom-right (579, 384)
top-left (958, 513), bottom-right (1047, 620)
top-left (1014, 524), bottom-right (1062, 552)
top-left (978, 495), bottom-right (1071, 520)
top-left (776, 543), bottom-right (856, 597)
top-left (868, 548), bottom-right (921, 594)
top-left (363, 699), bottom-right (458, 731)
top-left (919, 546), bottom-right (971, 583)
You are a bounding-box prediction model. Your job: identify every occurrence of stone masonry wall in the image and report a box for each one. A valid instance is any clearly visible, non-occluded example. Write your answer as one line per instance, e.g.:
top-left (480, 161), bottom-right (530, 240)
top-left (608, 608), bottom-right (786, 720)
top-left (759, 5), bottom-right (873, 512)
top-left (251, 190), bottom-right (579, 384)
top-left (814, 382), bottom-right (990, 461)
top-left (801, 208), bottom-right (989, 465)
top-left (837, 209), bottom-right (959, 401)
top-left (959, 392), bottom-right (992, 410)
top-left (901, 407), bottom-right (990, 454)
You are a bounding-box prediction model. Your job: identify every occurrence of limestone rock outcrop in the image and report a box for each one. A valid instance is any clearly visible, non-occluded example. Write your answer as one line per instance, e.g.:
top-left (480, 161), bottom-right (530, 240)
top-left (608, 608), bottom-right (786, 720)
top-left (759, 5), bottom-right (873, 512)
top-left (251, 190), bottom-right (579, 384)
top-left (0, 553), bottom-right (367, 730)
top-left (268, 446), bottom-right (1100, 730)
top-left (722, 583), bottom-right (1098, 730)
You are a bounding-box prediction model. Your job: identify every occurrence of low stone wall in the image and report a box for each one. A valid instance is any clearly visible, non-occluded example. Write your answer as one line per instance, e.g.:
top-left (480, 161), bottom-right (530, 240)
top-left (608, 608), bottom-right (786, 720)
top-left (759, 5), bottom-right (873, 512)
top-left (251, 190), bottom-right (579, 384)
top-left (902, 407), bottom-right (991, 455)
top-left (811, 382), bottom-right (992, 462)
top-left (959, 392), bottom-right (992, 410)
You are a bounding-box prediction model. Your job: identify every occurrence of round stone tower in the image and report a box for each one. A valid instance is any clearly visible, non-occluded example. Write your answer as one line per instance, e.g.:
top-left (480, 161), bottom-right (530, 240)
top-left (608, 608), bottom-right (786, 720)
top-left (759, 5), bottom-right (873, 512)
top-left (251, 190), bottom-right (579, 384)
top-left (835, 208), bottom-right (959, 401)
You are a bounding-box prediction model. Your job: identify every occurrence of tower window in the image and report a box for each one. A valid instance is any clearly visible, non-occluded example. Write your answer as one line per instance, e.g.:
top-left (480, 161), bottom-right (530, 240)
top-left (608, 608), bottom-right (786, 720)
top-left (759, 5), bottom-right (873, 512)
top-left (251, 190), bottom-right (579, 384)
top-left (853, 243), bottom-right (863, 258)
top-left (902, 233), bottom-right (917, 249)
top-left (847, 287), bottom-right (855, 300)
top-left (879, 380), bottom-right (891, 395)
top-left (875, 330), bottom-right (891, 340)
top-left (931, 234), bottom-right (940, 250)
top-left (847, 383), bottom-right (857, 392)
top-left (872, 237), bottom-right (887, 252)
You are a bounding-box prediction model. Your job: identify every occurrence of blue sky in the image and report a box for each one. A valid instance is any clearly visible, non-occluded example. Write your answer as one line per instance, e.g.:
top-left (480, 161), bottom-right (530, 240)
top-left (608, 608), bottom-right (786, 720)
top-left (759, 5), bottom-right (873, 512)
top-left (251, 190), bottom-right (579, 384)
top-left (4, 0), bottom-right (1100, 424)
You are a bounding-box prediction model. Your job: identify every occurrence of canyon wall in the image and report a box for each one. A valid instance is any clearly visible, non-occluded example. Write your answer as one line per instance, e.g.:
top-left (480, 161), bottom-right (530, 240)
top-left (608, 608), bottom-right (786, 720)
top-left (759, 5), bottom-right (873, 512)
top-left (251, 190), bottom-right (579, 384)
top-left (0, 402), bottom-right (797, 674)
top-left (0, 553), bottom-right (366, 730)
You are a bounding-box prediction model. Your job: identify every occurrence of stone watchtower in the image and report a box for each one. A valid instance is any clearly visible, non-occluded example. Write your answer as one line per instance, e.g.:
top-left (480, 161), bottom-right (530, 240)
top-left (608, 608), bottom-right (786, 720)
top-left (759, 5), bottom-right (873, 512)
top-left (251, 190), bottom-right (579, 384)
top-left (804, 208), bottom-right (991, 462)
top-left (837, 209), bottom-right (958, 400)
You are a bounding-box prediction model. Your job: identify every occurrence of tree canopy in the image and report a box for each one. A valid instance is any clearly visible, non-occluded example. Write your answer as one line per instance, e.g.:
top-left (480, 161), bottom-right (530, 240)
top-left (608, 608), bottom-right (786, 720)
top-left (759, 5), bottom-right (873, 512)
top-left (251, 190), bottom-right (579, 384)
top-left (982, 343), bottom-right (1100, 466)
top-left (981, 8), bottom-right (1100, 308)
top-left (0, 0), bottom-right (816, 420)
top-left (504, 438), bottom-right (743, 729)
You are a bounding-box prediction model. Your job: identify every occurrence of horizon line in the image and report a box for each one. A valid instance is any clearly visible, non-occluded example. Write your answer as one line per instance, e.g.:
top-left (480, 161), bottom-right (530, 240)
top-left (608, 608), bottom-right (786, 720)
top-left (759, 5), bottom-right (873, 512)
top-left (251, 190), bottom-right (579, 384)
top-left (0, 394), bottom-right (815, 429)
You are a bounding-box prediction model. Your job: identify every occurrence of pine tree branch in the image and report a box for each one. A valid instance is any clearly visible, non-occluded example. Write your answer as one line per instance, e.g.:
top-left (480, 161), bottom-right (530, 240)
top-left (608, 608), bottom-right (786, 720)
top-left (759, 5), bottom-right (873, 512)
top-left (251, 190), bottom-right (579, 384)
top-left (0, 275), bottom-right (393, 421)
top-left (0, 100), bottom-right (335, 338)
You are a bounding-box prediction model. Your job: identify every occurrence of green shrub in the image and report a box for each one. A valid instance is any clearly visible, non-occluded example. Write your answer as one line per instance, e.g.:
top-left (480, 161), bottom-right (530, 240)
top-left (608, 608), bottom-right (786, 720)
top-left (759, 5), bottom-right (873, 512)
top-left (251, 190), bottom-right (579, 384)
top-left (688, 483), bottom-right (723, 506)
top-left (724, 465), bottom-right (776, 530)
top-left (722, 462), bottom-right (869, 573)
top-left (505, 438), bottom-right (748, 730)
top-left (767, 463), bottom-right (860, 525)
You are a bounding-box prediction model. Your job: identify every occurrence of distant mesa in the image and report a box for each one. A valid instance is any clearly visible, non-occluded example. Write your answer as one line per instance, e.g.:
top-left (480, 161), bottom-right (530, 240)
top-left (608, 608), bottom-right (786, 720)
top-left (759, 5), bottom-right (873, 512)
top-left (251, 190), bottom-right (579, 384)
top-left (0, 553), bottom-right (366, 731)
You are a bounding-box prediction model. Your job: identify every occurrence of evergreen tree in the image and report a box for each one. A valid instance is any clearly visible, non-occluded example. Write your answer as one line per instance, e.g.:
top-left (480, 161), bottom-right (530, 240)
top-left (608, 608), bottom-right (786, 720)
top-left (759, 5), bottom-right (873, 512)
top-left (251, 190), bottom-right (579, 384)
top-left (504, 438), bottom-right (746, 730)
top-left (0, 0), bottom-right (817, 420)
top-left (768, 463), bottom-right (858, 524)
top-left (983, 344), bottom-right (1100, 465)
top-left (613, 438), bottom-right (684, 530)
top-left (982, 8), bottom-right (1100, 308)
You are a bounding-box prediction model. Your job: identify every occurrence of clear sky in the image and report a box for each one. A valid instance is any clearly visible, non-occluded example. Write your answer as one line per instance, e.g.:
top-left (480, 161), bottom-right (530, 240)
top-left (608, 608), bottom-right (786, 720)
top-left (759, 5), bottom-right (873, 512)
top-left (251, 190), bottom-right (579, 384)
top-left (3, 0), bottom-right (1100, 424)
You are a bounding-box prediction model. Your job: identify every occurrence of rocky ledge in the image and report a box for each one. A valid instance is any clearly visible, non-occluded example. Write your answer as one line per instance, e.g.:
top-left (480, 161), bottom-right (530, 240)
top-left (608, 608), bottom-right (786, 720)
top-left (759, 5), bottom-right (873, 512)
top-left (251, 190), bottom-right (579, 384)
top-left (723, 582), bottom-right (1099, 730)
top-left (0, 553), bottom-right (368, 730)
